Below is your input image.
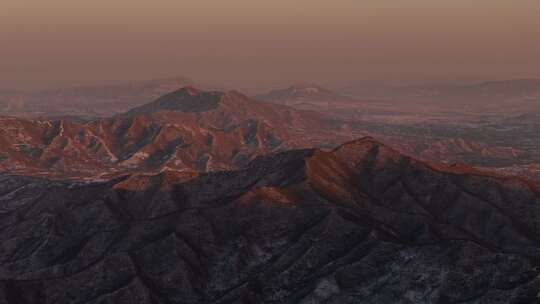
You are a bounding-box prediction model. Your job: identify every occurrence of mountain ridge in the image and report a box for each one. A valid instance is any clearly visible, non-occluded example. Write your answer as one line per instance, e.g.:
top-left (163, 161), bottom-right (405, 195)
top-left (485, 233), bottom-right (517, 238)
top-left (0, 137), bottom-right (539, 303)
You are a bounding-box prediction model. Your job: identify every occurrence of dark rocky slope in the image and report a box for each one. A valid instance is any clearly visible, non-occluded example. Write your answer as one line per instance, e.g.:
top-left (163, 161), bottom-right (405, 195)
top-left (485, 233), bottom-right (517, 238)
top-left (0, 138), bottom-right (539, 303)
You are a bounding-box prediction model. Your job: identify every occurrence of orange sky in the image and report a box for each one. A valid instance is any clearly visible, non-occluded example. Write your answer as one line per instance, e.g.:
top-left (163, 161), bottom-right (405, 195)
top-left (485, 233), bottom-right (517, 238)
top-left (1, 0), bottom-right (540, 89)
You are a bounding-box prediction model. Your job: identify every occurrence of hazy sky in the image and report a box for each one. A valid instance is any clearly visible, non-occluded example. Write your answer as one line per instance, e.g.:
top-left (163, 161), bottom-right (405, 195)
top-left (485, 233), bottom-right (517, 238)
top-left (1, 0), bottom-right (540, 89)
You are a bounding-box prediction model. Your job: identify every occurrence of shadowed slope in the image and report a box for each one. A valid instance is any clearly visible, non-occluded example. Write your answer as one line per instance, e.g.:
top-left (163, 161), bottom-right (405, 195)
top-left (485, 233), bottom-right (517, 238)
top-left (0, 138), bottom-right (539, 303)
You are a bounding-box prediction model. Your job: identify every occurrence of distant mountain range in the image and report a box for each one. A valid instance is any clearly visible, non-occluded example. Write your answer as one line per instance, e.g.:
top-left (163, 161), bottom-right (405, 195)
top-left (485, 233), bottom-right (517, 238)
top-left (2, 78), bottom-right (539, 118)
top-left (1, 84), bottom-right (539, 180)
top-left (255, 83), bottom-right (355, 106)
top-left (0, 87), bottom-right (358, 179)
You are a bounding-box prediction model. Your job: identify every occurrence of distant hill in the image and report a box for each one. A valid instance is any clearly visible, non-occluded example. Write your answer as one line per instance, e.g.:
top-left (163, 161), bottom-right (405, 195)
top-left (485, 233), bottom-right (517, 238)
top-left (255, 83), bottom-right (355, 105)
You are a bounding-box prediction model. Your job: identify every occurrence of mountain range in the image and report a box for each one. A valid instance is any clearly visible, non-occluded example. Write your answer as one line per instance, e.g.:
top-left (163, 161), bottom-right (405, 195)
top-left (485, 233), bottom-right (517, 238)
top-left (1, 137), bottom-right (539, 303)
top-left (0, 87), bottom-right (358, 179)
top-left (1, 85), bottom-right (539, 181)
top-left (0, 83), bottom-right (539, 303)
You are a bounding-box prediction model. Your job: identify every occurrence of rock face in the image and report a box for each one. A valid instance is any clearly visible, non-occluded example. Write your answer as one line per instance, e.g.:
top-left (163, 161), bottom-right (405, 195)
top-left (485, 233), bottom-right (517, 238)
top-left (1, 138), bottom-right (539, 303)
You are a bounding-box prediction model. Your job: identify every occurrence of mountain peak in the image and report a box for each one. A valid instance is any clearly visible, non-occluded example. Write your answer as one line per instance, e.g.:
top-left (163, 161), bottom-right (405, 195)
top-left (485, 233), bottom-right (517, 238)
top-left (179, 85), bottom-right (203, 96)
top-left (123, 86), bottom-right (224, 115)
top-left (161, 85), bottom-right (206, 98)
